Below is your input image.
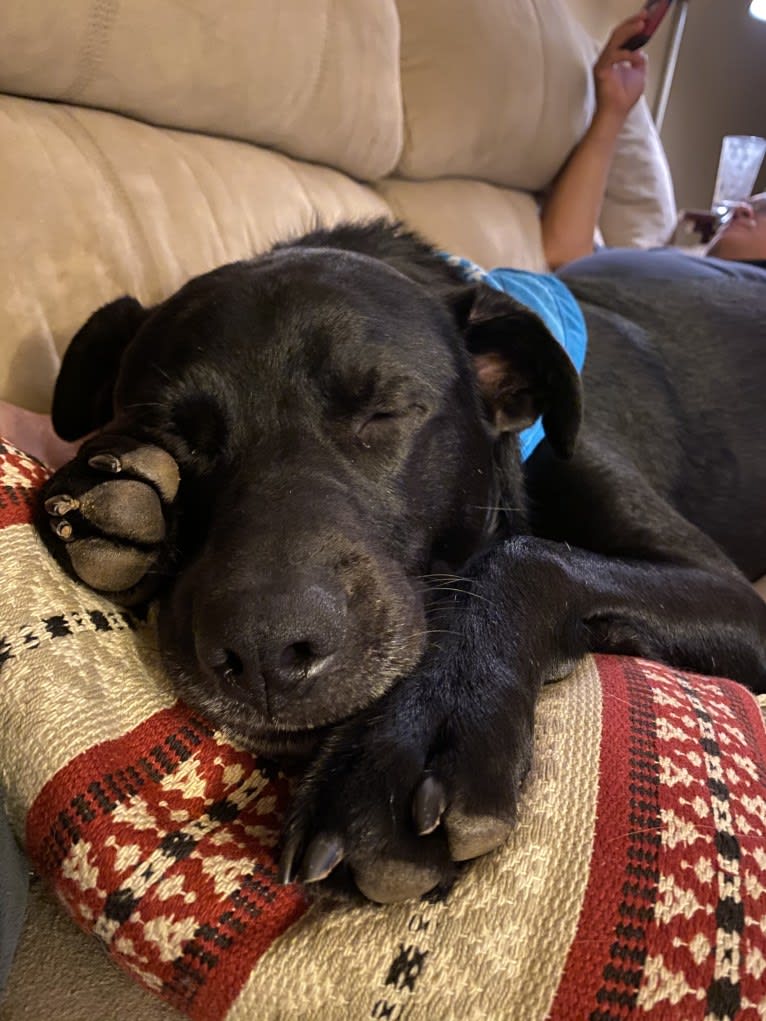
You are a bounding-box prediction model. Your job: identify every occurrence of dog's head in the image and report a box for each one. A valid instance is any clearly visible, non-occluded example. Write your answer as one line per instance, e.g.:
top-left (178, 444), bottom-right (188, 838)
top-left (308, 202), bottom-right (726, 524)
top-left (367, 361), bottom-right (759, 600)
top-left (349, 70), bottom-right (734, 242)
top-left (51, 223), bottom-right (582, 752)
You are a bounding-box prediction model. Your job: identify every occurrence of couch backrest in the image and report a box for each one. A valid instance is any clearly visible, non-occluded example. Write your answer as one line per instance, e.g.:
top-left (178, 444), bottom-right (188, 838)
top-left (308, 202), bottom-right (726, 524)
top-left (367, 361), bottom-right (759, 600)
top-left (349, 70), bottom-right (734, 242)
top-left (0, 0), bottom-right (404, 182)
top-left (396, 0), bottom-right (596, 190)
top-left (0, 0), bottom-right (653, 196)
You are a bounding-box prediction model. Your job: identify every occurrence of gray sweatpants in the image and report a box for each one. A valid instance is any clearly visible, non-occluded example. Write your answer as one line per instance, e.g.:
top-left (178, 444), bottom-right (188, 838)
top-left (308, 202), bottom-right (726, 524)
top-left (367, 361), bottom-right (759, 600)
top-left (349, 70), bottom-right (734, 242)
top-left (1, 800), bottom-right (28, 994)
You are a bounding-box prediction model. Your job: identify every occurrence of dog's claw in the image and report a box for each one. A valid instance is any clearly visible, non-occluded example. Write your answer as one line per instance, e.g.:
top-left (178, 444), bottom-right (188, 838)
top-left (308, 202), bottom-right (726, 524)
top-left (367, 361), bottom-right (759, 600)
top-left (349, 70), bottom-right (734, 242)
top-left (44, 494), bottom-right (80, 516)
top-left (88, 453), bottom-right (122, 473)
top-left (278, 835), bottom-right (301, 885)
top-left (50, 518), bottom-right (74, 541)
top-left (297, 834), bottom-right (345, 884)
top-left (412, 775), bottom-right (447, 835)
top-left (278, 859), bottom-right (294, 886)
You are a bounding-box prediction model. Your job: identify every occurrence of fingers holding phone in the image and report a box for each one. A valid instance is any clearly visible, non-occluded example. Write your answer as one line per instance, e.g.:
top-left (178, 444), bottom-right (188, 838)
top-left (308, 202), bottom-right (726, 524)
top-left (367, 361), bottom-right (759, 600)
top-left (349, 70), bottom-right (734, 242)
top-left (624, 0), bottom-right (674, 51)
top-left (593, 13), bottom-right (650, 122)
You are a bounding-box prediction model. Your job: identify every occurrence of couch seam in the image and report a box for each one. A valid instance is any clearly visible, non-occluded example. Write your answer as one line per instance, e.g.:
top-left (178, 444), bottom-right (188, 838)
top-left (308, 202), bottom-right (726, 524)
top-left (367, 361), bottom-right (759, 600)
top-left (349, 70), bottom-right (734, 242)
top-left (60, 105), bottom-right (162, 301)
top-left (68, 0), bottom-right (121, 103)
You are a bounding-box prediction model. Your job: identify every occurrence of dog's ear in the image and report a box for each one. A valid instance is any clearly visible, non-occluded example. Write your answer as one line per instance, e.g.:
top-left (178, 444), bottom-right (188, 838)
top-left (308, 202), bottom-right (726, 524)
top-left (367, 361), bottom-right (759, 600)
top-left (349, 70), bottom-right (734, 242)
top-left (448, 283), bottom-right (583, 459)
top-left (52, 296), bottom-right (150, 441)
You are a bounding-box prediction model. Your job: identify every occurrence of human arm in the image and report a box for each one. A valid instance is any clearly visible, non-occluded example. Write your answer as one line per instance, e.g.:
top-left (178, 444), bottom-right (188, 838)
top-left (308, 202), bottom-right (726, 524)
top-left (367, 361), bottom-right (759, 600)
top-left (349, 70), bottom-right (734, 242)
top-left (541, 14), bottom-right (649, 270)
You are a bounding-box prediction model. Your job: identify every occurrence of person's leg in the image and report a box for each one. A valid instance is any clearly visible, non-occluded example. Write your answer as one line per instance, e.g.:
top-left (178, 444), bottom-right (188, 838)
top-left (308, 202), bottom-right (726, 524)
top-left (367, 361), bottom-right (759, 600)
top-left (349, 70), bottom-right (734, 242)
top-left (0, 799), bottom-right (28, 994)
top-left (558, 246), bottom-right (766, 284)
top-left (0, 400), bottom-right (80, 468)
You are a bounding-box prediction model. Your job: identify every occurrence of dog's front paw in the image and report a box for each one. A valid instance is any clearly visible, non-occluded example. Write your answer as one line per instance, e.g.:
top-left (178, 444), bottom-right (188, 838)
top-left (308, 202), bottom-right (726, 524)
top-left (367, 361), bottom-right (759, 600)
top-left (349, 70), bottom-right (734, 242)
top-left (39, 435), bottom-right (180, 603)
top-left (279, 664), bottom-right (534, 903)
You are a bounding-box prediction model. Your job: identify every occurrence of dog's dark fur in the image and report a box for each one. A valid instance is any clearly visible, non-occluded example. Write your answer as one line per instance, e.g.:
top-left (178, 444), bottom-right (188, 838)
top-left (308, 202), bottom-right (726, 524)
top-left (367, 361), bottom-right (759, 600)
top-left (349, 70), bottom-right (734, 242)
top-left (39, 221), bottom-right (766, 902)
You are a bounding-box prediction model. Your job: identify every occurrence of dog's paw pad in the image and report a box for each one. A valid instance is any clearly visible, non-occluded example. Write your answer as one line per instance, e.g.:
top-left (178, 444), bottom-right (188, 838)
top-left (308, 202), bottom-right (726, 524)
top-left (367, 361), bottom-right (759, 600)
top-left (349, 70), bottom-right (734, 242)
top-left (84, 480), bottom-right (165, 543)
top-left (66, 538), bottom-right (158, 592)
top-left (40, 440), bottom-right (180, 600)
top-left (353, 858), bottom-right (446, 905)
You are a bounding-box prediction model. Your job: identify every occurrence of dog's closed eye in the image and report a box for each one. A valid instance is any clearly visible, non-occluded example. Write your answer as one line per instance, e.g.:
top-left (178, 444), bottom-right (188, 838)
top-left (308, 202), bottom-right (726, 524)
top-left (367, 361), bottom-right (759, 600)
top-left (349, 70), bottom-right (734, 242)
top-left (354, 405), bottom-right (428, 448)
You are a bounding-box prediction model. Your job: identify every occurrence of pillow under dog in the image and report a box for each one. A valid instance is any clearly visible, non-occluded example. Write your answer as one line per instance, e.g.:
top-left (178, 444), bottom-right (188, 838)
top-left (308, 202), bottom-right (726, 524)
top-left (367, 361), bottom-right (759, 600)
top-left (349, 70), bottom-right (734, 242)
top-left (1, 437), bottom-right (766, 1020)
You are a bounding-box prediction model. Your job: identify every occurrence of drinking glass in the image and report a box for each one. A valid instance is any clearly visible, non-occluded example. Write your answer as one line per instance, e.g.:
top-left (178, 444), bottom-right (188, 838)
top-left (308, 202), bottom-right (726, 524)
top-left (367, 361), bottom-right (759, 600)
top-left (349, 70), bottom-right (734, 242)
top-left (711, 135), bottom-right (766, 216)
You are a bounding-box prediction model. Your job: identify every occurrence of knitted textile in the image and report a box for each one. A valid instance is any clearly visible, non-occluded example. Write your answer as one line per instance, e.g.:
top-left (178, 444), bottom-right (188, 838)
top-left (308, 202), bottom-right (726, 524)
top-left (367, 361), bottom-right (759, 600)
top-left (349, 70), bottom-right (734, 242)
top-left (1, 438), bottom-right (765, 1020)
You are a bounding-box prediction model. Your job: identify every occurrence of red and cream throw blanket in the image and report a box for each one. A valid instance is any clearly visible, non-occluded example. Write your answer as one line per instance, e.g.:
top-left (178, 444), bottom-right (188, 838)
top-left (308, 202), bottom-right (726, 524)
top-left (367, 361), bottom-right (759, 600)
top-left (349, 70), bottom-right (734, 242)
top-left (1, 437), bottom-right (766, 1020)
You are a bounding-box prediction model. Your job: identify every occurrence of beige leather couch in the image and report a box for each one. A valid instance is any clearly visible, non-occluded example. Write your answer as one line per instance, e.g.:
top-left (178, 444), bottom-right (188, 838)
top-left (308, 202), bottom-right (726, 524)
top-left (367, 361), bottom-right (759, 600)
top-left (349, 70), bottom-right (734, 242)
top-left (0, 0), bottom-right (676, 416)
top-left (0, 1), bottom-right (677, 1016)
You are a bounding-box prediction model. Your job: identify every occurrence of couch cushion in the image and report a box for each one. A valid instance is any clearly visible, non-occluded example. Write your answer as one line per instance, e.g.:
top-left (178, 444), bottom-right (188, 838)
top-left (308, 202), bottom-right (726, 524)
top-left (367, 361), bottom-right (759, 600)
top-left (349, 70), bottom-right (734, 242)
top-left (0, 95), bottom-right (390, 412)
top-left (599, 98), bottom-right (678, 249)
top-left (376, 178), bottom-right (547, 271)
top-left (0, 95), bottom-right (548, 415)
top-left (395, 0), bottom-right (596, 190)
top-left (563, 0), bottom-right (641, 44)
top-left (0, 0), bottom-right (403, 181)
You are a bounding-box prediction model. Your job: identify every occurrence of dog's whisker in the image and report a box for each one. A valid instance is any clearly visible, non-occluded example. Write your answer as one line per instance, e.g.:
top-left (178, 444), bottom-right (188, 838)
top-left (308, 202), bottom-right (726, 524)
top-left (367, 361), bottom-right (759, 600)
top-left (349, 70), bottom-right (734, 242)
top-left (149, 362), bottom-right (174, 384)
top-left (470, 505), bottom-right (523, 512)
top-left (123, 401), bottom-right (169, 412)
top-left (424, 585), bottom-right (495, 607)
top-left (417, 573), bottom-right (471, 583)
top-left (407, 628), bottom-right (462, 639)
top-left (421, 580), bottom-right (472, 592)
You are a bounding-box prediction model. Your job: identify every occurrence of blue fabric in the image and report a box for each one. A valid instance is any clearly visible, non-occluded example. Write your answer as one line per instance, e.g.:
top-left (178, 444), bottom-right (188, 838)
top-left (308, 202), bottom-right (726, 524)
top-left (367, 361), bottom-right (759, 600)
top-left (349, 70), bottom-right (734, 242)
top-left (442, 253), bottom-right (587, 461)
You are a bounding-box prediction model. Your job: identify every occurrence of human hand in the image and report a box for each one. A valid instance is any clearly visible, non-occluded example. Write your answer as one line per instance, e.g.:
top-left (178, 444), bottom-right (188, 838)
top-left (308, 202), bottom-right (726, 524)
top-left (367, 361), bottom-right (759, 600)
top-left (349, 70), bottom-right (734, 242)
top-left (593, 13), bottom-right (649, 124)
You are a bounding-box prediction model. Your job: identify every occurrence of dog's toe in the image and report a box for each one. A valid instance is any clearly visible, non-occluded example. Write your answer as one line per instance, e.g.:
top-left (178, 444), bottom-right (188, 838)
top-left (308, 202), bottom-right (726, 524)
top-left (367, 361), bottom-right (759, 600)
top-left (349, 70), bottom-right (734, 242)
top-left (443, 809), bottom-right (515, 862)
top-left (352, 857), bottom-right (446, 905)
top-left (412, 774), bottom-right (516, 862)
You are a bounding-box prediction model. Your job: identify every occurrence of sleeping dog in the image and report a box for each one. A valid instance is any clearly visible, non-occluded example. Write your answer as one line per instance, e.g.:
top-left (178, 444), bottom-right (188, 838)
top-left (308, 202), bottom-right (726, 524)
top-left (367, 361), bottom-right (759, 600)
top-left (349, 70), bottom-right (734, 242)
top-left (38, 222), bottom-right (766, 902)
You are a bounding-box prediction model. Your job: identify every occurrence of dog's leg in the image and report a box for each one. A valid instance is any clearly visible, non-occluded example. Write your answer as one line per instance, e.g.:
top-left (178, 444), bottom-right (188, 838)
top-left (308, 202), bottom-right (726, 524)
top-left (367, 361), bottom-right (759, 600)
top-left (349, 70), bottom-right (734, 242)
top-left (522, 443), bottom-right (766, 683)
top-left (280, 532), bottom-right (766, 902)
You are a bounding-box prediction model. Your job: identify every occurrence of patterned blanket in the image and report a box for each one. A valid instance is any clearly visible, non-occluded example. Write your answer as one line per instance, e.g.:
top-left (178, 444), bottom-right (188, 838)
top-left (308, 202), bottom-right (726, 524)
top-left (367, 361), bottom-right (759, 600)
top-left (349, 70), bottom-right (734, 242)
top-left (1, 438), bottom-right (765, 1020)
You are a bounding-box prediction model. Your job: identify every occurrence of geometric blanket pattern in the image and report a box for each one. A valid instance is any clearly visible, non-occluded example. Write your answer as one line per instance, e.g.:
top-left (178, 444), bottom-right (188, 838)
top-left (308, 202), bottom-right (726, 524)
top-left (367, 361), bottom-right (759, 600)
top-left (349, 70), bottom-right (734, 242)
top-left (25, 706), bottom-right (307, 1020)
top-left (1, 437), bottom-right (765, 1020)
top-left (550, 656), bottom-right (766, 1021)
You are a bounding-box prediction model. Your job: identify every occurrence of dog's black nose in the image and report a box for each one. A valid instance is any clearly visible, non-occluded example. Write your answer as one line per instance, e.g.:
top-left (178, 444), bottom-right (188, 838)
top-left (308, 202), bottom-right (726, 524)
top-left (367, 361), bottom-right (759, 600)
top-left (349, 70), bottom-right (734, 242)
top-left (195, 573), bottom-right (348, 710)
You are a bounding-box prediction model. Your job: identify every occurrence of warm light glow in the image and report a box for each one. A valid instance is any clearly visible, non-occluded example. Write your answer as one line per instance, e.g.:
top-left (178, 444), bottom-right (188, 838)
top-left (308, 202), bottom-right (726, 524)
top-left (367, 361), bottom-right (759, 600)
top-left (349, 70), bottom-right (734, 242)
top-left (750, 0), bottom-right (766, 22)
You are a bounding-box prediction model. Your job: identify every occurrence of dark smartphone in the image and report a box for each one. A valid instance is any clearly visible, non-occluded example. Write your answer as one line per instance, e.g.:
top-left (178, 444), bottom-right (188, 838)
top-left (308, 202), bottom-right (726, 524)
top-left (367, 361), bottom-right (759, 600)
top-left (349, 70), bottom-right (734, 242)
top-left (671, 209), bottom-right (720, 247)
top-left (624, 0), bottom-right (674, 51)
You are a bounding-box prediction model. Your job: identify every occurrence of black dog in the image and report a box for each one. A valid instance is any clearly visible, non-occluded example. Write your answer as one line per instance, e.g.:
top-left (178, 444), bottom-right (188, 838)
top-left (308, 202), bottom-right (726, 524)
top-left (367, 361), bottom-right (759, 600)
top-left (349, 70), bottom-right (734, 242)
top-left (38, 222), bottom-right (766, 903)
